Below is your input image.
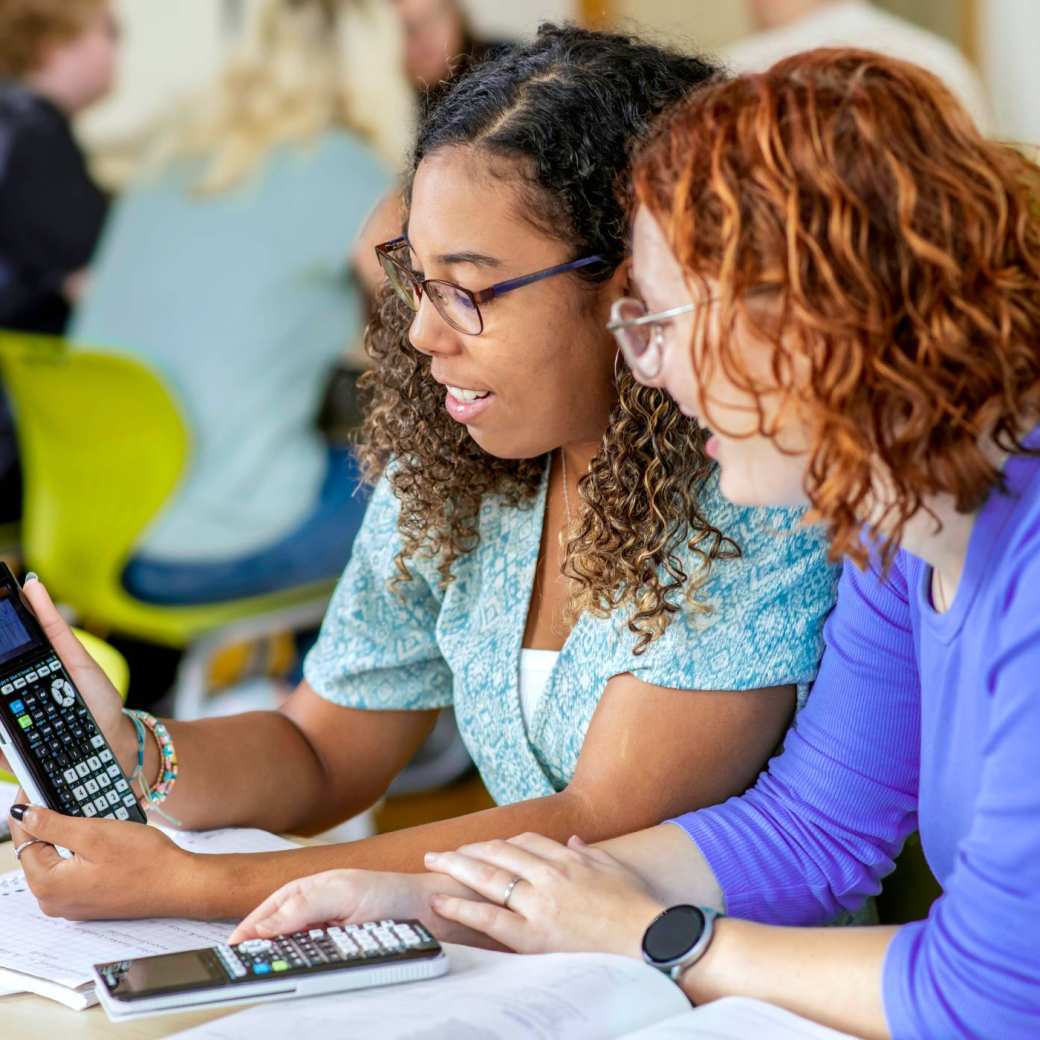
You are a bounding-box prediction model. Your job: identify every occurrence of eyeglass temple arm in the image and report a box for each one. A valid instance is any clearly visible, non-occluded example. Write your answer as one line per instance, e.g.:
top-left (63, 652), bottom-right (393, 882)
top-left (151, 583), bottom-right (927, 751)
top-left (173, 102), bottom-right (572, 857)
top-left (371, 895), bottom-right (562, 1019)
top-left (473, 255), bottom-right (607, 304)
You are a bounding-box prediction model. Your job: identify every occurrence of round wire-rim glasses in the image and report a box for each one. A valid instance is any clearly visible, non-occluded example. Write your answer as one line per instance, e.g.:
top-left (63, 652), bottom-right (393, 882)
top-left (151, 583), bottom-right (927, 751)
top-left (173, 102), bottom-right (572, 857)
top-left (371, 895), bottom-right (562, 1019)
top-left (607, 297), bottom-right (697, 380)
top-left (375, 236), bottom-right (606, 336)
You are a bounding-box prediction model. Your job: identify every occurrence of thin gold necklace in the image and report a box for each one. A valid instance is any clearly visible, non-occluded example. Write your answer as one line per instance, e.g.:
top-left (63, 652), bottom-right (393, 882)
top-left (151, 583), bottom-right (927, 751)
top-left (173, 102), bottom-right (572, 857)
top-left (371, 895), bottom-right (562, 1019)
top-left (559, 448), bottom-right (573, 529)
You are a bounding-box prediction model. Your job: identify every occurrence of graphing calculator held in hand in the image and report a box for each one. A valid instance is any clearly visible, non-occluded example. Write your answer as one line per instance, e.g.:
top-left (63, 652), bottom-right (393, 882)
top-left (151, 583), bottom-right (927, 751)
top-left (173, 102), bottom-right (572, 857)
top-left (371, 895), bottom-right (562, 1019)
top-left (0, 564), bottom-right (146, 825)
top-left (94, 921), bottom-right (449, 1021)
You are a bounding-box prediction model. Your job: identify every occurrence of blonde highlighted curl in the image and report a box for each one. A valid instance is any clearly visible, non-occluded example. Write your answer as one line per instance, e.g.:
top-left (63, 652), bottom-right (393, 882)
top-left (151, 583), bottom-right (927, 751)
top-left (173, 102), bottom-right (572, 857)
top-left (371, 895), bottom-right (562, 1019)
top-left (632, 48), bottom-right (1040, 567)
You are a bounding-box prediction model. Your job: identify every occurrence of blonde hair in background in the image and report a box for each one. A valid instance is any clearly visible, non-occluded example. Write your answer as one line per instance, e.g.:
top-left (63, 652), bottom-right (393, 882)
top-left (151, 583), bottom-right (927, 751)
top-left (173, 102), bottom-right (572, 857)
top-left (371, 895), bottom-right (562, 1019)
top-left (156, 0), bottom-right (413, 195)
top-left (0, 0), bottom-right (106, 79)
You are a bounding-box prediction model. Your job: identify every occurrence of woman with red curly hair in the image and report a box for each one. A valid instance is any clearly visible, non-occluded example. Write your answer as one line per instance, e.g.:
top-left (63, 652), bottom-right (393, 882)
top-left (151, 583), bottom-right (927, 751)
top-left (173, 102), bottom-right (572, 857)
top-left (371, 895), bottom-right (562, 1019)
top-left (424, 49), bottom-right (1040, 1038)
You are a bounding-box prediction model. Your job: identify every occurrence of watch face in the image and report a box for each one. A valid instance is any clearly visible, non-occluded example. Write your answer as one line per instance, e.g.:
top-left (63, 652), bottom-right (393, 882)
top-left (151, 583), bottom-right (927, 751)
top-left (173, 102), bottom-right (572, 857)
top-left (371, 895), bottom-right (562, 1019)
top-left (643, 905), bottom-right (705, 964)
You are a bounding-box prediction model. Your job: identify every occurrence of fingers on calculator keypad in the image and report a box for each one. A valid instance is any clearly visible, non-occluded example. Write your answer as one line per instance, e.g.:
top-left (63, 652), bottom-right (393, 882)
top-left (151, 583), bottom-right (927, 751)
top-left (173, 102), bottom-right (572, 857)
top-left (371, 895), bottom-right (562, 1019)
top-left (11, 655), bottom-right (137, 821)
top-left (226, 922), bottom-right (438, 978)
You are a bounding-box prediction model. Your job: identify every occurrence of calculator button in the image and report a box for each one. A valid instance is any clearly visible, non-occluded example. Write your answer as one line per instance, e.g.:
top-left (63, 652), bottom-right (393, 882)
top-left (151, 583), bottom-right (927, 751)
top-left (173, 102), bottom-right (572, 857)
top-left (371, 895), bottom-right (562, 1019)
top-left (97, 772), bottom-right (111, 788)
top-left (26, 671), bottom-right (38, 682)
top-left (75, 762), bottom-right (90, 778)
top-left (62, 768), bottom-right (78, 783)
top-left (99, 749), bottom-right (113, 763)
top-left (92, 796), bottom-right (107, 812)
top-left (85, 778), bottom-right (100, 794)
top-left (90, 735), bottom-right (105, 749)
top-left (50, 678), bottom-right (75, 708)
top-left (13, 678), bottom-right (25, 689)
top-left (237, 940), bottom-right (273, 955)
top-left (122, 793), bottom-right (137, 808)
top-left (114, 778), bottom-right (129, 792)
top-left (251, 963), bottom-right (271, 975)
top-left (107, 764), bottom-right (121, 779)
top-left (1, 684), bottom-right (12, 694)
top-left (105, 790), bottom-right (120, 806)
top-left (73, 785), bottom-right (87, 800)
top-left (9, 698), bottom-right (23, 713)
top-left (83, 803), bottom-right (97, 817)
top-left (87, 756), bottom-right (101, 771)
top-left (115, 806), bottom-right (130, 820)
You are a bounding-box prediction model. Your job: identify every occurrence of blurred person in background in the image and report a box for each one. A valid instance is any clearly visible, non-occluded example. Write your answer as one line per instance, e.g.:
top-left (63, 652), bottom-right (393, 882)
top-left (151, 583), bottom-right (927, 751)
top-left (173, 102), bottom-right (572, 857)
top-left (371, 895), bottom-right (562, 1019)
top-left (69, 0), bottom-right (410, 624)
top-left (726, 0), bottom-right (992, 132)
top-left (0, 0), bottom-right (118, 523)
top-left (393, 0), bottom-right (509, 95)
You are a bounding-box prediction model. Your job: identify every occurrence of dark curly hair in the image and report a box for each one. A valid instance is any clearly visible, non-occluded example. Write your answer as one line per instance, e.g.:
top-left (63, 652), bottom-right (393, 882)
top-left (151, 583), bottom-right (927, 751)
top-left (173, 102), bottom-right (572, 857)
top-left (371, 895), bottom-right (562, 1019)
top-left (632, 48), bottom-right (1040, 568)
top-left (357, 23), bottom-right (735, 652)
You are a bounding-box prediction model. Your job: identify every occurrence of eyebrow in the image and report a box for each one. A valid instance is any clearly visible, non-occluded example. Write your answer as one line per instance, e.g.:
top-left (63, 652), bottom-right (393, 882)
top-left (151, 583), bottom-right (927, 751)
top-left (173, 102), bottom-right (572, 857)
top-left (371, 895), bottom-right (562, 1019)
top-left (434, 250), bottom-right (503, 269)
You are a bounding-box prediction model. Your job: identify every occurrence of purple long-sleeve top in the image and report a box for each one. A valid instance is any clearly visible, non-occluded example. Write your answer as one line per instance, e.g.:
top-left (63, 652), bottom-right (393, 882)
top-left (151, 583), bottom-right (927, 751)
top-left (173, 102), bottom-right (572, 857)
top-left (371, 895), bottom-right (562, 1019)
top-left (672, 430), bottom-right (1040, 1039)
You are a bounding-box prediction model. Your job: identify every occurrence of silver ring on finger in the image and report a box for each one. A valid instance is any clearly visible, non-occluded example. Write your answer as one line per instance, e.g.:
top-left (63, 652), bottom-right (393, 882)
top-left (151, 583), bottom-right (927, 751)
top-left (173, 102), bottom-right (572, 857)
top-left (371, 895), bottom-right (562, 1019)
top-left (501, 875), bottom-right (523, 909)
top-left (14, 838), bottom-right (52, 862)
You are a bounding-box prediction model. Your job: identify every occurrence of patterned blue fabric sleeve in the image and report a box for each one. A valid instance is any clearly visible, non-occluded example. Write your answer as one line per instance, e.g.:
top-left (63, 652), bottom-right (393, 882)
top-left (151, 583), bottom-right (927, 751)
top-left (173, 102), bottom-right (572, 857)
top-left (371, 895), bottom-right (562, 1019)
top-left (625, 472), bottom-right (839, 692)
top-left (303, 475), bottom-right (454, 710)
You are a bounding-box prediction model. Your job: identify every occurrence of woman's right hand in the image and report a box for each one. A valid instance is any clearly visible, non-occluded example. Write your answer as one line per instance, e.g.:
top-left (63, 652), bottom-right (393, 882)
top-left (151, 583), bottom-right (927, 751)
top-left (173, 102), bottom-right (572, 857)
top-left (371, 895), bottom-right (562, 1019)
top-left (1, 577), bottom-right (137, 776)
top-left (229, 870), bottom-right (434, 944)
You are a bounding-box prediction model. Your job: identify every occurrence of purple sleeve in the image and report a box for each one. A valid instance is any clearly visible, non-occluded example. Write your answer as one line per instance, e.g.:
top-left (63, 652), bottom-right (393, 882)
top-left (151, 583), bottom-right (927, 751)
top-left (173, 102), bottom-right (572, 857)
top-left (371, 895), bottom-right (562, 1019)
top-left (882, 560), bottom-right (1040, 1039)
top-left (670, 554), bottom-right (920, 924)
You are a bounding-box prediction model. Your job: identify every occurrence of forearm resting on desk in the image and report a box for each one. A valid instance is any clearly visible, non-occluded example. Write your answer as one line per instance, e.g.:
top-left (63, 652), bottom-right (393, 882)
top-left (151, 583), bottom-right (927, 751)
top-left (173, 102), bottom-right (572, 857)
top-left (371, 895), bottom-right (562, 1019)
top-left (191, 787), bottom-right (665, 920)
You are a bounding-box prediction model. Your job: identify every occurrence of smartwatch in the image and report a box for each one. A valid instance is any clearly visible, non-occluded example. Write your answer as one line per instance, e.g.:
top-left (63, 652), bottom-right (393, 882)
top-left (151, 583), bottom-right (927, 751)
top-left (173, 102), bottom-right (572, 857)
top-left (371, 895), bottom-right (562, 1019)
top-left (640, 904), bottom-right (720, 982)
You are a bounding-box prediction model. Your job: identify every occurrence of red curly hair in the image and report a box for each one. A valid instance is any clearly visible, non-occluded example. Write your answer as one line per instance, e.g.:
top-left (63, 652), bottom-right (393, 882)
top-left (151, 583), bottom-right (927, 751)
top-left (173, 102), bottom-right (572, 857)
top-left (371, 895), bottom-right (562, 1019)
top-left (632, 48), bottom-right (1040, 565)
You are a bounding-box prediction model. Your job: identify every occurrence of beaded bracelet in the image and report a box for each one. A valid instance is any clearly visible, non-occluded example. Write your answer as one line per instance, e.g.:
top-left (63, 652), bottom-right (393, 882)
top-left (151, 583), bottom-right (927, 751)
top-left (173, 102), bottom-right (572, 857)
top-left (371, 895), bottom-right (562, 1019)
top-left (122, 708), bottom-right (181, 827)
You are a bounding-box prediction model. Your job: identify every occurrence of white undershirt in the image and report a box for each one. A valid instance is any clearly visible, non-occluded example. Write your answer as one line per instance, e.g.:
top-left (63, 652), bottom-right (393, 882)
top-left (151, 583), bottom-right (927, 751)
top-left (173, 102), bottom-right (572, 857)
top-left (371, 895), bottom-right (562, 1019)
top-left (518, 648), bottom-right (560, 734)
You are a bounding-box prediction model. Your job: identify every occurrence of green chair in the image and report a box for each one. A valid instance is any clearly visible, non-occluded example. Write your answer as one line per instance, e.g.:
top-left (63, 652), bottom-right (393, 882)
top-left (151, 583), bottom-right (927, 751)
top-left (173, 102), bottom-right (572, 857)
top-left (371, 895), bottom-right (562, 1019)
top-left (0, 333), bottom-right (334, 718)
top-left (0, 627), bottom-right (129, 784)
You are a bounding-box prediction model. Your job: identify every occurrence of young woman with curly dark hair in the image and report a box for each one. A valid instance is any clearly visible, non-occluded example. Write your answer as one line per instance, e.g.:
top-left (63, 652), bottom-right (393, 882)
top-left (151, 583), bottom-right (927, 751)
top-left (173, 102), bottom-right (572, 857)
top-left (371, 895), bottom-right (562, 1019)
top-left (6, 26), bottom-right (836, 926)
top-left (420, 49), bottom-right (1040, 1040)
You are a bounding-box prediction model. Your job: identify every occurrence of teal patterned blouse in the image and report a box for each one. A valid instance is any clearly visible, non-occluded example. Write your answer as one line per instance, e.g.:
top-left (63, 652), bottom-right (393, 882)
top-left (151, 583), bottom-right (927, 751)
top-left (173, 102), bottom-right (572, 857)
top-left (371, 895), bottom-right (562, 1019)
top-left (304, 463), bottom-right (839, 806)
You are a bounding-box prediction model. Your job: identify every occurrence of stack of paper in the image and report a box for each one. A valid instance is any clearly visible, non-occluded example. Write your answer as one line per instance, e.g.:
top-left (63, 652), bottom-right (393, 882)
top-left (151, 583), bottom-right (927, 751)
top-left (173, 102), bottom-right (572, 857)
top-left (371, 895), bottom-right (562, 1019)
top-left (0, 826), bottom-right (296, 1009)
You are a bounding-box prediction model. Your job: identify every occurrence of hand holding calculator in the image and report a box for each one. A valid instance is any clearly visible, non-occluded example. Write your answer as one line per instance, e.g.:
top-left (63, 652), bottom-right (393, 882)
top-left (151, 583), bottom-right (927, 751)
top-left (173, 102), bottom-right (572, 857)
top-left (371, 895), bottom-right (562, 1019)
top-left (0, 564), bottom-right (146, 825)
top-left (93, 919), bottom-right (448, 1020)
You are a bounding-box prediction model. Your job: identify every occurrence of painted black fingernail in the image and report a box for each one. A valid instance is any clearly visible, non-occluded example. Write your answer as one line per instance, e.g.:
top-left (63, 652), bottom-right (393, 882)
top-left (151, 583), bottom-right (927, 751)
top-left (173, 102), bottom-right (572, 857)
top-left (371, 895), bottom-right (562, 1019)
top-left (10, 803), bottom-right (28, 821)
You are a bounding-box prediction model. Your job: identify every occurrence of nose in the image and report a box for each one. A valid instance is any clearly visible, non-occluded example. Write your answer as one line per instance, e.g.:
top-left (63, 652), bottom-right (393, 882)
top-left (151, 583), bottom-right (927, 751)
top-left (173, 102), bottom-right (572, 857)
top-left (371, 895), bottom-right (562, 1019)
top-left (408, 293), bottom-right (464, 359)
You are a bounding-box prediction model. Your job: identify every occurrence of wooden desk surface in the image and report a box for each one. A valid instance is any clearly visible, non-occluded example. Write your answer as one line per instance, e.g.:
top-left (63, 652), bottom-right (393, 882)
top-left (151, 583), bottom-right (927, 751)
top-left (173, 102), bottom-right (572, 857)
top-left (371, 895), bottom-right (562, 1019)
top-left (0, 840), bottom-right (254, 1040)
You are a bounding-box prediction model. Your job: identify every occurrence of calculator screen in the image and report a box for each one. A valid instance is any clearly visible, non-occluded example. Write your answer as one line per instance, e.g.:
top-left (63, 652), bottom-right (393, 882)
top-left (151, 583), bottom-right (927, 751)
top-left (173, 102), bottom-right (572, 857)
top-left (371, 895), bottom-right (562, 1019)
top-left (105, 951), bottom-right (226, 999)
top-left (0, 588), bottom-right (42, 669)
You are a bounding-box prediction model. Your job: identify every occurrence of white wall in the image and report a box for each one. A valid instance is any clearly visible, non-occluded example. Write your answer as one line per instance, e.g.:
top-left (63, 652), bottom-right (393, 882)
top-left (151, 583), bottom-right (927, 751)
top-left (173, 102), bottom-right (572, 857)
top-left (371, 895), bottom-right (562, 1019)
top-left (78, 0), bottom-right (230, 145)
top-left (979, 0), bottom-right (1040, 143)
top-left (461, 0), bottom-right (577, 40)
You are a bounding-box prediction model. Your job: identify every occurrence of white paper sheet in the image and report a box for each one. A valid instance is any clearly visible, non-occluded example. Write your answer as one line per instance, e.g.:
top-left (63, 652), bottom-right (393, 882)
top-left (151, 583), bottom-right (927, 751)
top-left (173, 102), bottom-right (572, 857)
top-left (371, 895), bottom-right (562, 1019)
top-left (625, 996), bottom-right (860, 1039)
top-left (171, 943), bottom-right (690, 1040)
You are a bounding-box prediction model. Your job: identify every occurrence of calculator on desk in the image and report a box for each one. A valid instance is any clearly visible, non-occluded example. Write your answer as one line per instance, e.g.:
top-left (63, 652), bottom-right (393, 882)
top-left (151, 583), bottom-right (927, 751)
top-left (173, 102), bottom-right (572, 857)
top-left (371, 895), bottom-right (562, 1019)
top-left (0, 564), bottom-right (146, 825)
top-left (93, 920), bottom-right (449, 1021)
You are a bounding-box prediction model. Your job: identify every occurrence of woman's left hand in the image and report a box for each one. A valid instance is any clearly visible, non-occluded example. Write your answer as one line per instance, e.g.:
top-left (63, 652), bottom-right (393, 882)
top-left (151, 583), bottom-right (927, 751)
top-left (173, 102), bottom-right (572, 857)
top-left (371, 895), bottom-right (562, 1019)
top-left (9, 803), bottom-right (199, 920)
top-left (425, 832), bottom-right (665, 957)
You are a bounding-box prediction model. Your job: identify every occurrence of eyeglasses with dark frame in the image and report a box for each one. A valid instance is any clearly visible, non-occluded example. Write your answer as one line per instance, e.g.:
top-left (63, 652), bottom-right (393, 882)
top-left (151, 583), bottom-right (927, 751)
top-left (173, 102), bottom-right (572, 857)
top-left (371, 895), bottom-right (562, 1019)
top-left (375, 236), bottom-right (606, 336)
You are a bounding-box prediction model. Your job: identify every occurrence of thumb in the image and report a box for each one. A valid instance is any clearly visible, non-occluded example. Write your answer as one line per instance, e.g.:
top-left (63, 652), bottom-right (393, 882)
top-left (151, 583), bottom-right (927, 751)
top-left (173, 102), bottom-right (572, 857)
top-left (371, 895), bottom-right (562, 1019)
top-left (12, 804), bottom-right (97, 851)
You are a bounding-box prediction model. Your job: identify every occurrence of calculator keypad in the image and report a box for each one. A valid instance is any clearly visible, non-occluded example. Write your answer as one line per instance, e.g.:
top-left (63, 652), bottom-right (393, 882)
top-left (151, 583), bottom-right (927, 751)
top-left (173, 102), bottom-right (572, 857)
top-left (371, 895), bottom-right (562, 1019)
top-left (4, 654), bottom-right (139, 821)
top-left (218, 921), bottom-right (438, 981)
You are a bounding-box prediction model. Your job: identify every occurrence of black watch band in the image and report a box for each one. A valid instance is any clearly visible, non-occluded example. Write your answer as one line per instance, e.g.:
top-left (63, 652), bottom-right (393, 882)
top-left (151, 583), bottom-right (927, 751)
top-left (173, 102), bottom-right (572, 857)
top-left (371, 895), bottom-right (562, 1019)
top-left (641, 904), bottom-right (720, 982)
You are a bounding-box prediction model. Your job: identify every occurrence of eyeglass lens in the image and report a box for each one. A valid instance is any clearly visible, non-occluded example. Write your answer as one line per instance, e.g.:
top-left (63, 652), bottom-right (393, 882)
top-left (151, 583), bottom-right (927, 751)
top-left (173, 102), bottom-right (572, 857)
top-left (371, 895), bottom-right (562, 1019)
top-left (378, 249), bottom-right (483, 335)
